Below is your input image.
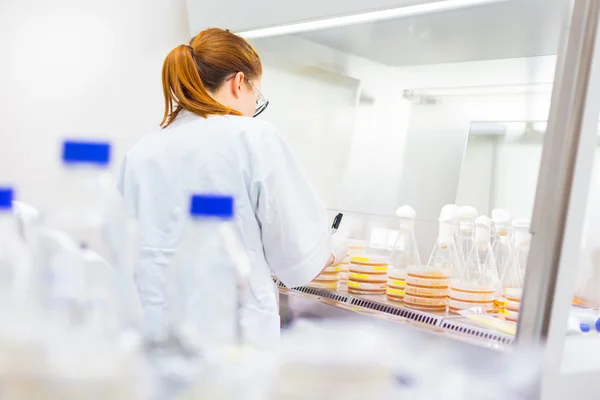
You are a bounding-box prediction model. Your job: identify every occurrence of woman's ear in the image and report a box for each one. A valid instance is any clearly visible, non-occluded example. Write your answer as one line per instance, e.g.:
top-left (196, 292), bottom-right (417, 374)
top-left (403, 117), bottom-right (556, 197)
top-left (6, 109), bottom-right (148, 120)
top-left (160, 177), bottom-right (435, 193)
top-left (232, 72), bottom-right (245, 98)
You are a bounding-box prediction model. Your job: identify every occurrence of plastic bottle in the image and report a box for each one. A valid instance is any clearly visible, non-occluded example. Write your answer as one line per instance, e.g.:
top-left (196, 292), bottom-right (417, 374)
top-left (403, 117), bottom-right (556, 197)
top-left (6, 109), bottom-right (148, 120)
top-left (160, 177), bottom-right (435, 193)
top-left (0, 188), bottom-right (33, 303)
top-left (491, 209), bottom-right (513, 281)
top-left (455, 206), bottom-right (478, 268)
top-left (168, 194), bottom-right (251, 349)
top-left (39, 140), bottom-right (138, 335)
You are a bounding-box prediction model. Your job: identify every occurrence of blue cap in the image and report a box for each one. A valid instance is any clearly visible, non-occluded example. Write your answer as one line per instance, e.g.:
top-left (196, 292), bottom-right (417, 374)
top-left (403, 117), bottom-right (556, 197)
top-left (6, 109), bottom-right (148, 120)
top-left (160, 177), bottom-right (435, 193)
top-left (0, 188), bottom-right (13, 210)
top-left (580, 323), bottom-right (591, 333)
top-left (595, 318), bottom-right (600, 332)
top-left (189, 195), bottom-right (234, 219)
top-left (62, 140), bottom-right (111, 166)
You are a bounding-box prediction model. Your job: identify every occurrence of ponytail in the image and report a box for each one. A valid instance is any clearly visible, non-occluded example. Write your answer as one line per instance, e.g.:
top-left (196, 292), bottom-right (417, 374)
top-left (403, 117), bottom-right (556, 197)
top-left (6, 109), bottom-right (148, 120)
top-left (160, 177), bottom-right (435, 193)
top-left (160, 28), bottom-right (262, 128)
top-left (160, 44), bottom-right (240, 128)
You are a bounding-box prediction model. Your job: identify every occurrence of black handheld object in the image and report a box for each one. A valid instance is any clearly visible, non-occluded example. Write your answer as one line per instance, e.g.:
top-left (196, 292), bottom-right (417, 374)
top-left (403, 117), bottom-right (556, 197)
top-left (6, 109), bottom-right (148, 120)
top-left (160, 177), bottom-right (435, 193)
top-left (331, 213), bottom-right (344, 234)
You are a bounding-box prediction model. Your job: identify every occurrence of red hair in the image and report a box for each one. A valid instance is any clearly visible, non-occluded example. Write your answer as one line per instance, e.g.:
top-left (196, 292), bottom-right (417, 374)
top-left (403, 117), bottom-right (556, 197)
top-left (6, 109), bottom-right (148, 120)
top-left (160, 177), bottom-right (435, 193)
top-left (161, 28), bottom-right (262, 128)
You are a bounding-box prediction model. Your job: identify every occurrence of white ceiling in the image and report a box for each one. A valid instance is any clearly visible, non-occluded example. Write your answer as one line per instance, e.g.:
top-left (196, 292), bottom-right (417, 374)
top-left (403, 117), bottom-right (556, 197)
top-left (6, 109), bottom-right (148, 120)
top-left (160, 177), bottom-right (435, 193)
top-left (294, 0), bottom-right (567, 66)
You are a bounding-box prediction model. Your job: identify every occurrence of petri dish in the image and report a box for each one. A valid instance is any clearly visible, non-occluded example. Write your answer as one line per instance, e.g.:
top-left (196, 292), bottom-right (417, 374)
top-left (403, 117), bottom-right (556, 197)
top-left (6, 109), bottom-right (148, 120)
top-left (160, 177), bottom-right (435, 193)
top-left (387, 278), bottom-right (406, 289)
top-left (307, 280), bottom-right (339, 290)
top-left (406, 267), bottom-right (450, 288)
top-left (405, 285), bottom-right (448, 297)
top-left (323, 265), bottom-right (342, 273)
top-left (448, 287), bottom-right (496, 302)
top-left (506, 299), bottom-right (521, 312)
top-left (315, 271), bottom-right (340, 281)
top-left (349, 272), bottom-right (387, 283)
top-left (403, 293), bottom-right (448, 307)
top-left (504, 288), bottom-right (523, 302)
top-left (403, 300), bottom-right (447, 312)
top-left (386, 287), bottom-right (405, 297)
top-left (447, 298), bottom-right (494, 313)
top-left (349, 256), bottom-right (389, 274)
top-left (347, 280), bottom-right (386, 294)
top-left (504, 309), bottom-right (519, 323)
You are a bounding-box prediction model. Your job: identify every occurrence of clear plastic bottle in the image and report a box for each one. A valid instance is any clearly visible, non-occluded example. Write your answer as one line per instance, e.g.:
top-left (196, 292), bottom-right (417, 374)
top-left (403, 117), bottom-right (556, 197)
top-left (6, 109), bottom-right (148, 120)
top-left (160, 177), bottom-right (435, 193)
top-left (491, 209), bottom-right (513, 280)
top-left (388, 205), bottom-right (421, 282)
top-left (501, 219), bottom-right (531, 292)
top-left (455, 206), bottom-right (478, 268)
top-left (168, 194), bottom-right (251, 349)
top-left (0, 187), bottom-right (33, 304)
top-left (39, 140), bottom-right (138, 335)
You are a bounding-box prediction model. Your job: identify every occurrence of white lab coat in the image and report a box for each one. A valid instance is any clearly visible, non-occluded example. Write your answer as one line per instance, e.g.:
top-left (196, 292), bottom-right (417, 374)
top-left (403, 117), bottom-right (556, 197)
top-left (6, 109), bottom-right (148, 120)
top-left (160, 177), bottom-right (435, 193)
top-left (117, 113), bottom-right (332, 349)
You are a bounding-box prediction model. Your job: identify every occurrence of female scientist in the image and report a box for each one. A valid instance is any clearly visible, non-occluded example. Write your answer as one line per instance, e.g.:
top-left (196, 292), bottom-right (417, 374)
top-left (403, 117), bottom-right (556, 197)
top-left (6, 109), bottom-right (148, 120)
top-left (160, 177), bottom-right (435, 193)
top-left (118, 28), bottom-right (345, 348)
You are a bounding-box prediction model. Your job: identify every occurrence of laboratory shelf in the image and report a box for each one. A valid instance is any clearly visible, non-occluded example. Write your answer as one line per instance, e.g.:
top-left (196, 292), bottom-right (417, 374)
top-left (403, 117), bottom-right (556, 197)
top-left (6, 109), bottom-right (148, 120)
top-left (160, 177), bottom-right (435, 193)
top-left (275, 278), bottom-right (514, 348)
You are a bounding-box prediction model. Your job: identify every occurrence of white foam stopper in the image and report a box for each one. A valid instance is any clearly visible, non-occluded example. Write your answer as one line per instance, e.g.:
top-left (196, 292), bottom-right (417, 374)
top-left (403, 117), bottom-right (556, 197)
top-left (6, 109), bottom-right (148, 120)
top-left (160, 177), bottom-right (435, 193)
top-left (456, 206), bottom-right (479, 221)
top-left (440, 204), bottom-right (459, 220)
top-left (396, 205), bottom-right (416, 219)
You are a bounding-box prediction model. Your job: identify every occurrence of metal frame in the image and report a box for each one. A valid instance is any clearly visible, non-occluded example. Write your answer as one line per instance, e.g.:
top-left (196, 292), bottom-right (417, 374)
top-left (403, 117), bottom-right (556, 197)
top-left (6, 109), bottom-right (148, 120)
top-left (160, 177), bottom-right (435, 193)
top-left (518, 0), bottom-right (600, 344)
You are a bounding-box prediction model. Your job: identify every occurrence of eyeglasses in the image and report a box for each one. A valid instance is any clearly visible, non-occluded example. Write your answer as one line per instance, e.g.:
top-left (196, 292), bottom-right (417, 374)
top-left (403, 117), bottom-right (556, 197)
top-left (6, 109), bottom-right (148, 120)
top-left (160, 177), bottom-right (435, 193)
top-left (247, 80), bottom-right (269, 118)
top-left (225, 74), bottom-right (269, 118)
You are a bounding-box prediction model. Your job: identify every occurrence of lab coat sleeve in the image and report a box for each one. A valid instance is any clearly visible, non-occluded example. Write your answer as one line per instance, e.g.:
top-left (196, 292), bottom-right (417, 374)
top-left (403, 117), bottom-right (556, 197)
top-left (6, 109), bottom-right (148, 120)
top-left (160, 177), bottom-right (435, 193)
top-left (253, 123), bottom-right (332, 288)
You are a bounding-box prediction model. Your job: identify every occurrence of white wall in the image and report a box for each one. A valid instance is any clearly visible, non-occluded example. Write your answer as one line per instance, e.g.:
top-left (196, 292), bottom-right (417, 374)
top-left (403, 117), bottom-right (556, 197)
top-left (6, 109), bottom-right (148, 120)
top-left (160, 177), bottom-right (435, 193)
top-left (456, 136), bottom-right (495, 216)
top-left (259, 61), bottom-right (359, 209)
top-left (0, 0), bottom-right (190, 213)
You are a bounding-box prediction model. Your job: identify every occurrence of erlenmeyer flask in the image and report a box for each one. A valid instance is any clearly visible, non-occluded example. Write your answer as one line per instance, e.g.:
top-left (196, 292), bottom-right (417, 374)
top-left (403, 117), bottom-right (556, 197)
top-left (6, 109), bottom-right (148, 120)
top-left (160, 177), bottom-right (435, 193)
top-left (388, 205), bottom-right (421, 279)
top-left (491, 209), bottom-right (513, 280)
top-left (403, 213), bottom-right (456, 311)
top-left (449, 216), bottom-right (499, 313)
top-left (441, 204), bottom-right (460, 253)
top-left (387, 206), bottom-right (420, 304)
top-left (501, 218), bottom-right (531, 292)
top-left (455, 206), bottom-right (478, 268)
top-left (426, 214), bottom-right (461, 278)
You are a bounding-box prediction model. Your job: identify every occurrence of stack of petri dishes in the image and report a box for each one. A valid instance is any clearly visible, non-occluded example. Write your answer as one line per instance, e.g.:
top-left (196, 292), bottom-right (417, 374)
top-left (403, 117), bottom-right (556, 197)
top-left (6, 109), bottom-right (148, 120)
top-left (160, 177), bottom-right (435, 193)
top-left (308, 263), bottom-right (341, 291)
top-left (402, 267), bottom-right (449, 311)
top-left (347, 256), bottom-right (388, 295)
top-left (503, 288), bottom-right (522, 323)
top-left (448, 284), bottom-right (496, 313)
top-left (386, 272), bottom-right (406, 303)
top-left (341, 240), bottom-right (367, 284)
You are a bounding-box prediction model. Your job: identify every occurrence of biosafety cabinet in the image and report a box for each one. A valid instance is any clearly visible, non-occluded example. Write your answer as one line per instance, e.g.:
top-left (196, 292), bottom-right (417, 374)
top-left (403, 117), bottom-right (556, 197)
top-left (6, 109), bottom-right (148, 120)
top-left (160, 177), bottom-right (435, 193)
top-left (193, 0), bottom-right (600, 398)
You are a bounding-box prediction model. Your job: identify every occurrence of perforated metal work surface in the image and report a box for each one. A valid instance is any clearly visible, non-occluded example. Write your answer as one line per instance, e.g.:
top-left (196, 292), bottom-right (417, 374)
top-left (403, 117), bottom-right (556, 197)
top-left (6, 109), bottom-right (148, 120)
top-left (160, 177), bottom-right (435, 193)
top-left (274, 277), bottom-right (514, 347)
top-left (439, 319), bottom-right (514, 345)
top-left (274, 278), bottom-right (444, 326)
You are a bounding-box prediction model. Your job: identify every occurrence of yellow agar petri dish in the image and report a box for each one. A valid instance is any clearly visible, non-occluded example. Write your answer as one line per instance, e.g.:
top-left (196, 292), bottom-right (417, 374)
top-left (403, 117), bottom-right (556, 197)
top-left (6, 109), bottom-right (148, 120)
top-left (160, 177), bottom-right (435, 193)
top-left (349, 272), bottom-right (387, 283)
top-left (307, 280), bottom-right (338, 290)
top-left (405, 285), bottom-right (448, 297)
top-left (403, 293), bottom-right (448, 307)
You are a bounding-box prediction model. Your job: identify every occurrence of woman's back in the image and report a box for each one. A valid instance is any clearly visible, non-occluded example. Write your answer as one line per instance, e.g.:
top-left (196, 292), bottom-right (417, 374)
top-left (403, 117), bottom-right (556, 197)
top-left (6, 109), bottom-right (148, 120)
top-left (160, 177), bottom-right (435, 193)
top-left (119, 113), bottom-right (332, 347)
